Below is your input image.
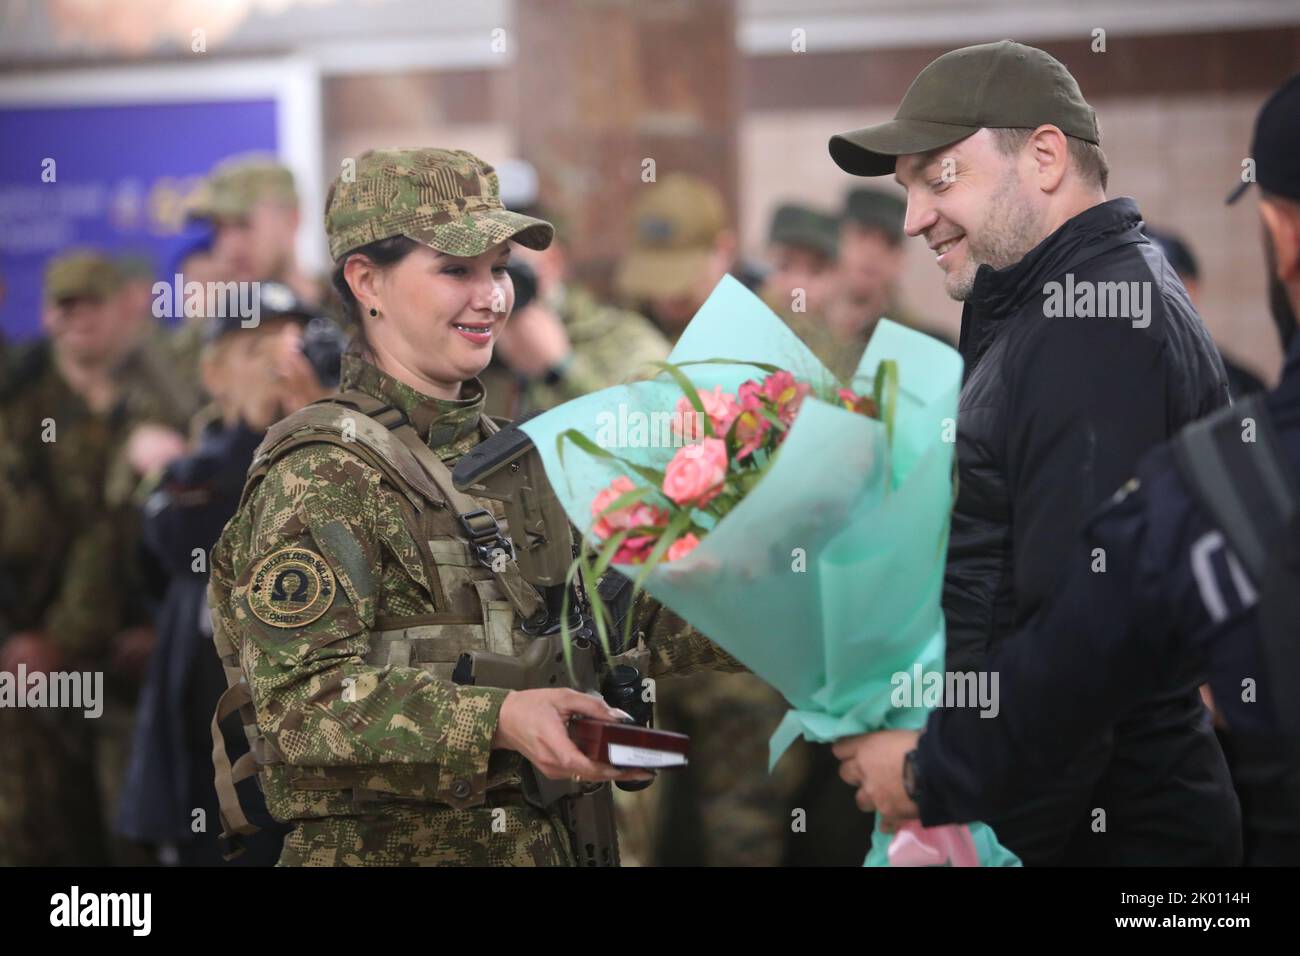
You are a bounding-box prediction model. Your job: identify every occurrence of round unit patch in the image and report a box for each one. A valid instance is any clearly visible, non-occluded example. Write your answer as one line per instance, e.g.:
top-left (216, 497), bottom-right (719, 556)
top-left (247, 547), bottom-right (336, 628)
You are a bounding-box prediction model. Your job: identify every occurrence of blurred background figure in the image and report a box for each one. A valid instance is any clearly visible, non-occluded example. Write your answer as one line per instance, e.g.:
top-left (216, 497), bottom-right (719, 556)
top-left (835, 188), bottom-right (950, 347)
top-left (186, 155), bottom-right (327, 311)
top-left (615, 173), bottom-right (765, 342)
top-left (483, 160), bottom-right (672, 419)
top-left (116, 281), bottom-right (335, 865)
top-left (0, 251), bottom-right (137, 865)
top-left (164, 235), bottom-right (225, 395)
top-left (1145, 226), bottom-right (1267, 399)
top-left (759, 201), bottom-right (858, 380)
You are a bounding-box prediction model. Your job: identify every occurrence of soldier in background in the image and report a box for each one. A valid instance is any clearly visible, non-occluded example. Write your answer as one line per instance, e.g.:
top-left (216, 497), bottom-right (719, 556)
top-left (615, 173), bottom-right (765, 342)
top-left (165, 236), bottom-right (225, 394)
top-left (106, 250), bottom-right (198, 512)
top-left (111, 251), bottom-right (203, 435)
top-left (0, 251), bottom-right (135, 864)
top-left (482, 162), bottom-right (672, 419)
top-left (186, 154), bottom-right (327, 310)
top-left (836, 188), bottom-right (952, 347)
top-left (758, 202), bottom-right (864, 382)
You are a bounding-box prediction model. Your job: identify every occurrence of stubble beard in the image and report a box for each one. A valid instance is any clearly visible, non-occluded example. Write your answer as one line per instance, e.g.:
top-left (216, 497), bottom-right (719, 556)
top-left (945, 169), bottom-right (1045, 302)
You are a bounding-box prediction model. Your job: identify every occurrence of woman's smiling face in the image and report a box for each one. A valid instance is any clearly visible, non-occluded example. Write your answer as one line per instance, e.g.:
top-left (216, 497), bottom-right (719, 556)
top-left (347, 241), bottom-right (515, 397)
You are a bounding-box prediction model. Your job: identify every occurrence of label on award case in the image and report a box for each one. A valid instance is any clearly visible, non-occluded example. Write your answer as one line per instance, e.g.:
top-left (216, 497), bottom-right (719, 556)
top-left (608, 743), bottom-right (688, 768)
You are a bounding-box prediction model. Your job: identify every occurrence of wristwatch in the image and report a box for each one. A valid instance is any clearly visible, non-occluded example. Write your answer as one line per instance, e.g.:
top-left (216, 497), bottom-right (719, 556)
top-left (902, 748), bottom-right (921, 803)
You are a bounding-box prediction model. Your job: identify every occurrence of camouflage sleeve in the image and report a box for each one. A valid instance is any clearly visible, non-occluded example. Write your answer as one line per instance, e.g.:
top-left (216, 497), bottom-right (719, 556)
top-left (614, 583), bottom-right (746, 678)
top-left (527, 304), bottom-right (671, 407)
top-left (41, 513), bottom-right (124, 660)
top-left (218, 444), bottom-right (509, 807)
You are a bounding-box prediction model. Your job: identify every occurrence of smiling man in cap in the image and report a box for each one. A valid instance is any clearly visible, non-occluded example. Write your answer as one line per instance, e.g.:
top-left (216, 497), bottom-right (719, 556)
top-left (836, 70), bottom-right (1300, 868)
top-left (829, 40), bottom-right (1239, 866)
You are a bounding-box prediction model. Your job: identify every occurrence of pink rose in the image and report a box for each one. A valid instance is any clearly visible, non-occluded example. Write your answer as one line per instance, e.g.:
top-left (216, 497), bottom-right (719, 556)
top-left (673, 385), bottom-right (740, 441)
top-left (662, 438), bottom-right (728, 507)
top-left (592, 476), bottom-right (636, 539)
top-left (665, 532), bottom-right (701, 562)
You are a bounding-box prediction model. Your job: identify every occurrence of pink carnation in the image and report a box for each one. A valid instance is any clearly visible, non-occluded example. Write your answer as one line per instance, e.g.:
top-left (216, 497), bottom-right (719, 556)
top-left (662, 438), bottom-right (728, 507)
top-left (731, 383), bottom-right (771, 460)
top-left (762, 370), bottom-right (812, 426)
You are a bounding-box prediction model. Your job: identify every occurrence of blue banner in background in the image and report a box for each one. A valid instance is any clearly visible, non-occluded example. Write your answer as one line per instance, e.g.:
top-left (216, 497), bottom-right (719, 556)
top-left (0, 98), bottom-right (277, 342)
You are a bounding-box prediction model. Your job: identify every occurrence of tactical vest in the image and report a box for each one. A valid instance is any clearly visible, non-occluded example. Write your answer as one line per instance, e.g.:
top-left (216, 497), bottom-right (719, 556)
top-left (209, 390), bottom-right (607, 860)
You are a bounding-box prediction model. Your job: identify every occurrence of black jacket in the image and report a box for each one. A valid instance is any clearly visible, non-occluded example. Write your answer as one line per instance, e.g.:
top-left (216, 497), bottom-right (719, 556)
top-left (941, 197), bottom-right (1239, 864)
top-left (920, 333), bottom-right (1300, 865)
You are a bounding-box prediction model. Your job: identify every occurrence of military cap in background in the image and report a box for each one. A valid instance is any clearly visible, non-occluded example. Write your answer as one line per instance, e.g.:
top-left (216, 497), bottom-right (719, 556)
top-left (324, 147), bottom-right (553, 261)
top-left (767, 203), bottom-right (839, 258)
top-left (615, 173), bottom-right (728, 301)
top-left (830, 39), bottom-right (1100, 177)
top-left (187, 154), bottom-right (298, 221)
top-left (44, 249), bottom-right (121, 304)
top-left (842, 188), bottom-right (908, 244)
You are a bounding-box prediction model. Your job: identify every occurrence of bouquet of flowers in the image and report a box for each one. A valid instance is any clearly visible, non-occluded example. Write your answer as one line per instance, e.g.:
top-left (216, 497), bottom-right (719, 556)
top-left (520, 276), bottom-right (1019, 867)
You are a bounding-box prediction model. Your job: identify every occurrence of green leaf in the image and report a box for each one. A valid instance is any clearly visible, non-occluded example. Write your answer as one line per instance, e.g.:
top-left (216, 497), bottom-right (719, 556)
top-left (873, 359), bottom-right (899, 447)
top-left (673, 357), bottom-right (786, 376)
top-left (558, 428), bottom-right (668, 492)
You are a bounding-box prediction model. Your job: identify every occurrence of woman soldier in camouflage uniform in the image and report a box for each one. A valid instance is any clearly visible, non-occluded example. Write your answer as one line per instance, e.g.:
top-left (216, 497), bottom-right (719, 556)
top-left (208, 148), bottom-right (735, 866)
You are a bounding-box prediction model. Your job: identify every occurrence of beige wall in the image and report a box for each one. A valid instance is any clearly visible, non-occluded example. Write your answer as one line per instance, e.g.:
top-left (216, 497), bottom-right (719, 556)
top-left (740, 91), bottom-right (1283, 385)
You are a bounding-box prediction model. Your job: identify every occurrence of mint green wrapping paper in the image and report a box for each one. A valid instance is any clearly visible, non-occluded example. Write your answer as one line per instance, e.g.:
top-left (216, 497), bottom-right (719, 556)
top-left (520, 276), bottom-right (1019, 866)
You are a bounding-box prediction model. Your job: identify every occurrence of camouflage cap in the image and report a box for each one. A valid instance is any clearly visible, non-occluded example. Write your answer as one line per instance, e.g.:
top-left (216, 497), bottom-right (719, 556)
top-left (44, 249), bottom-right (122, 304)
top-left (324, 148), bottom-right (554, 262)
top-left (767, 203), bottom-right (839, 258)
top-left (188, 154), bottom-right (298, 221)
top-left (842, 188), bottom-right (907, 243)
top-left (615, 174), bottom-right (728, 300)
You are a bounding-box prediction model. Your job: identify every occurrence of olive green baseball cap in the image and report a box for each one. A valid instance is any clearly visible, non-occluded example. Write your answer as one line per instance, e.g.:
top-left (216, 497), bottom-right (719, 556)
top-left (830, 40), bottom-right (1101, 177)
top-left (615, 174), bottom-right (728, 300)
top-left (842, 188), bottom-right (907, 243)
top-left (767, 203), bottom-right (839, 258)
top-left (187, 154), bottom-right (298, 221)
top-left (324, 147), bottom-right (553, 261)
top-left (44, 250), bottom-right (121, 304)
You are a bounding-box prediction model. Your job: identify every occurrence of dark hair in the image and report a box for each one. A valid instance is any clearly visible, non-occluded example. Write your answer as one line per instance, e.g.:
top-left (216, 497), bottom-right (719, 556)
top-left (990, 127), bottom-right (1110, 193)
top-left (330, 235), bottom-right (421, 356)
